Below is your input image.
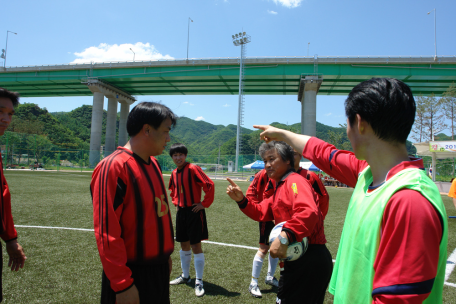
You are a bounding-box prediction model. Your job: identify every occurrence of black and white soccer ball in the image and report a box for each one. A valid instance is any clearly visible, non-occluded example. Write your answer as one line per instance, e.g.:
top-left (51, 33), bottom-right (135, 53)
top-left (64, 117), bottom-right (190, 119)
top-left (269, 221), bottom-right (308, 261)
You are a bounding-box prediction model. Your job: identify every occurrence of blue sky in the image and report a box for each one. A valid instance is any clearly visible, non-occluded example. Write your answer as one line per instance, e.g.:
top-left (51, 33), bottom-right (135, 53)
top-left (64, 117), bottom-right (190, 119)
top-left (2, 0), bottom-right (455, 131)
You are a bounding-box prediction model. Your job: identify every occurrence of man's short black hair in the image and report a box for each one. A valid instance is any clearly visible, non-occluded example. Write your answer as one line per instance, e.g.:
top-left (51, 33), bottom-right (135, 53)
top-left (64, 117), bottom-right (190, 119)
top-left (345, 78), bottom-right (415, 144)
top-left (0, 87), bottom-right (20, 107)
top-left (127, 102), bottom-right (178, 137)
top-left (169, 143), bottom-right (188, 157)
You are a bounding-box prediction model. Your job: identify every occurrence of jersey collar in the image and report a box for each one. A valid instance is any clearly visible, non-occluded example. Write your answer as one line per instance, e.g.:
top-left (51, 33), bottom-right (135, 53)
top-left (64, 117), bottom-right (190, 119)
top-left (367, 157), bottom-right (424, 192)
top-left (177, 162), bottom-right (189, 172)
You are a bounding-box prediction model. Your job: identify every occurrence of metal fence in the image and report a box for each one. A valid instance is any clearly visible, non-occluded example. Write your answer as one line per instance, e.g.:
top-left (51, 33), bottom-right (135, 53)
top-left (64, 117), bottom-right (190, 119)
top-left (3, 131), bottom-right (455, 182)
top-left (0, 132), bottom-right (263, 179)
top-left (422, 158), bottom-right (456, 182)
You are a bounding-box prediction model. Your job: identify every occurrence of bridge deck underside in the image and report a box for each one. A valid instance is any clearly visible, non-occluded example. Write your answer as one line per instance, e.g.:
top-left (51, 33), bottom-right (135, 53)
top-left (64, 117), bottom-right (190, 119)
top-left (1, 63), bottom-right (455, 97)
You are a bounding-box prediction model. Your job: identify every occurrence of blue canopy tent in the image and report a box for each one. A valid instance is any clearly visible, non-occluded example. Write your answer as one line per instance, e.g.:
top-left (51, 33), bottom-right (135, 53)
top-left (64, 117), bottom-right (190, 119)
top-left (251, 160), bottom-right (265, 169)
top-left (243, 160), bottom-right (265, 170)
top-left (309, 164), bottom-right (321, 172)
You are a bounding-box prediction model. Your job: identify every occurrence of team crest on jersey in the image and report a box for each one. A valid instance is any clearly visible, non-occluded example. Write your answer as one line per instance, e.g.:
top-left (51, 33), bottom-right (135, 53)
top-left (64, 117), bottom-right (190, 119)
top-left (291, 183), bottom-right (298, 195)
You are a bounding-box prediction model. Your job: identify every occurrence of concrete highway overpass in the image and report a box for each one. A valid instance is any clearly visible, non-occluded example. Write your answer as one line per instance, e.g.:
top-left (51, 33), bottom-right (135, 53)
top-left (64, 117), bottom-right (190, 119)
top-left (1, 56), bottom-right (456, 165)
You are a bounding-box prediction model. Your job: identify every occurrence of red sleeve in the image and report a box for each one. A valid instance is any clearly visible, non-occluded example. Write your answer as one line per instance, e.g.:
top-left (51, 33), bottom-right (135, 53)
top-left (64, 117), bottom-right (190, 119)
top-left (246, 172), bottom-right (262, 204)
top-left (168, 171), bottom-right (177, 206)
top-left (281, 176), bottom-right (320, 243)
top-left (91, 160), bottom-right (134, 293)
top-left (0, 174), bottom-right (17, 242)
top-left (302, 137), bottom-right (368, 188)
top-left (372, 189), bottom-right (442, 303)
top-left (192, 165), bottom-right (215, 208)
top-left (237, 196), bottom-right (275, 222)
top-left (264, 180), bottom-right (275, 200)
top-left (308, 171), bottom-right (329, 219)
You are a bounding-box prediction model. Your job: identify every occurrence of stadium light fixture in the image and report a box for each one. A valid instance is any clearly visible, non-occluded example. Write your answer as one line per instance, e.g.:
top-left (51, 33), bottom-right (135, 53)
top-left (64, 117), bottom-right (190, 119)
top-left (129, 48), bottom-right (135, 62)
top-left (427, 8), bottom-right (437, 60)
top-left (3, 30), bottom-right (17, 68)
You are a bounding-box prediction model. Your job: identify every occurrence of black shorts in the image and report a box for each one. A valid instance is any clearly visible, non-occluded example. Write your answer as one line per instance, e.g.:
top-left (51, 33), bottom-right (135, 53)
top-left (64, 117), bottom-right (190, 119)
top-left (276, 244), bottom-right (333, 304)
top-left (0, 242), bottom-right (3, 303)
top-left (175, 206), bottom-right (208, 245)
top-left (259, 221), bottom-right (275, 245)
top-left (101, 261), bottom-right (170, 304)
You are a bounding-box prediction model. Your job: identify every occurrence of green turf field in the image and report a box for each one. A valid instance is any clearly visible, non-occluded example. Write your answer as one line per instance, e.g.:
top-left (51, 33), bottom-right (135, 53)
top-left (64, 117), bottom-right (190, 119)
top-left (1, 171), bottom-right (456, 303)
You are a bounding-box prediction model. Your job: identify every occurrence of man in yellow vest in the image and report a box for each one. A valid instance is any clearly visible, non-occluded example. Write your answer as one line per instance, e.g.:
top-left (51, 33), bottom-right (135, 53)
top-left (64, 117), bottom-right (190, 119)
top-left (254, 78), bottom-right (448, 303)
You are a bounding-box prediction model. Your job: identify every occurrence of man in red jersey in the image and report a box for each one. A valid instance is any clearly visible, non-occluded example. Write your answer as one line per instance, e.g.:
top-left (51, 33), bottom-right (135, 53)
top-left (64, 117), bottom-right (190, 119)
top-left (0, 88), bottom-right (26, 303)
top-left (293, 149), bottom-right (329, 219)
top-left (254, 78), bottom-right (448, 303)
top-left (91, 102), bottom-right (177, 304)
top-left (168, 143), bottom-right (214, 297)
top-left (227, 141), bottom-right (332, 304)
top-left (244, 168), bottom-right (278, 298)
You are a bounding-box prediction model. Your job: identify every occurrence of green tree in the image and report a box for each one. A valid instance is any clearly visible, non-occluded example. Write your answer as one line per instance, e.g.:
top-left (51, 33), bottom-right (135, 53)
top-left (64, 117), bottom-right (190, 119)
top-left (442, 83), bottom-right (456, 139)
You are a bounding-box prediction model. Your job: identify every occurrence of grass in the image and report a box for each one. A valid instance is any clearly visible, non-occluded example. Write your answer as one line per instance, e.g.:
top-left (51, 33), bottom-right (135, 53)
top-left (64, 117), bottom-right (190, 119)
top-left (0, 171), bottom-right (455, 303)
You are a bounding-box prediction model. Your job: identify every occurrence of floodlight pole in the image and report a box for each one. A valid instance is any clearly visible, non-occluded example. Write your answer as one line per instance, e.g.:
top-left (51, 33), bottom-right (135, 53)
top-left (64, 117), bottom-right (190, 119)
top-left (3, 30), bottom-right (17, 68)
top-left (232, 32), bottom-right (251, 172)
top-left (427, 8), bottom-right (437, 60)
top-left (235, 47), bottom-right (244, 173)
top-left (187, 18), bottom-right (193, 62)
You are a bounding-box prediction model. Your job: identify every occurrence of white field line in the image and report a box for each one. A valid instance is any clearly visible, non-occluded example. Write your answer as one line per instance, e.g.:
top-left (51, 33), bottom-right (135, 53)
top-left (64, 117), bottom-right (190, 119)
top-left (16, 225), bottom-right (93, 232)
top-left (15, 224), bottom-right (455, 287)
top-left (445, 247), bottom-right (456, 281)
top-left (15, 225), bottom-right (258, 249)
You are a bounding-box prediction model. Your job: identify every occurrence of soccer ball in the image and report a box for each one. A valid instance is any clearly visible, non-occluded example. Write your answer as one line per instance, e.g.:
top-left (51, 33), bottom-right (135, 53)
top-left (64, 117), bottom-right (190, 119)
top-left (269, 221), bottom-right (308, 261)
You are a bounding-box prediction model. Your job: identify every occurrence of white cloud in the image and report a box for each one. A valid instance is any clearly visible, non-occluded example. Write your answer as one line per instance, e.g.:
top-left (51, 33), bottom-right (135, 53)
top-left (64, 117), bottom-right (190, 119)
top-left (273, 0), bottom-right (303, 8)
top-left (71, 42), bottom-right (174, 64)
top-left (222, 104), bottom-right (231, 107)
top-left (195, 116), bottom-right (205, 121)
top-left (183, 102), bottom-right (194, 106)
top-left (325, 113), bottom-right (332, 116)
top-left (268, 10), bottom-right (278, 14)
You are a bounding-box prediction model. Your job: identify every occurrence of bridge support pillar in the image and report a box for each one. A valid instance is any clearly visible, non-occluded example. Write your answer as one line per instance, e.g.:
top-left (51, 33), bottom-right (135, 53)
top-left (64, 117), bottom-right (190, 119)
top-left (89, 92), bottom-right (104, 166)
top-left (118, 102), bottom-right (130, 147)
top-left (105, 97), bottom-right (117, 155)
top-left (84, 79), bottom-right (135, 167)
top-left (298, 76), bottom-right (323, 136)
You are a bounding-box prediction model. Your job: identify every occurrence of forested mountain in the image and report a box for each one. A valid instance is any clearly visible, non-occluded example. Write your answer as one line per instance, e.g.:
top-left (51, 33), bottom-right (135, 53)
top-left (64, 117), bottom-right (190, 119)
top-left (52, 105), bottom-right (115, 145)
top-left (7, 103), bottom-right (86, 150)
top-left (7, 103), bottom-right (417, 158)
top-left (170, 117), bottom-right (254, 155)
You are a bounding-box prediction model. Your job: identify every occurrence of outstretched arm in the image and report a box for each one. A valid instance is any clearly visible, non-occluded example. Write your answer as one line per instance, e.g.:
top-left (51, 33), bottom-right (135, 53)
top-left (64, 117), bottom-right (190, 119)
top-left (226, 177), bottom-right (245, 202)
top-left (253, 125), bottom-right (312, 154)
top-left (226, 178), bottom-right (274, 222)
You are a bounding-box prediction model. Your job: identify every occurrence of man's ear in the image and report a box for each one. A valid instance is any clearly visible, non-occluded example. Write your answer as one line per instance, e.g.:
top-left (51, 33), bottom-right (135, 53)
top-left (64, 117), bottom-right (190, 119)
top-left (356, 114), bottom-right (366, 134)
top-left (142, 124), bottom-right (150, 135)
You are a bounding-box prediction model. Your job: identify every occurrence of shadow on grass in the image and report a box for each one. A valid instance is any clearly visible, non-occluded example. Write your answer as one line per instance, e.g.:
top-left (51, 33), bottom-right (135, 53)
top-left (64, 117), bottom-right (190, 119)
top-left (259, 286), bottom-right (278, 296)
top-left (173, 280), bottom-right (241, 298)
top-left (202, 281), bottom-right (242, 297)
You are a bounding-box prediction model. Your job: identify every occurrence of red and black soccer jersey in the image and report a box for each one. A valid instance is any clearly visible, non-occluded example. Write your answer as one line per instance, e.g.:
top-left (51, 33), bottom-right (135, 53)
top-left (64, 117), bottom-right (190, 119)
top-left (296, 167), bottom-right (329, 219)
top-left (238, 171), bottom-right (326, 245)
top-left (91, 147), bottom-right (174, 293)
top-left (168, 163), bottom-right (214, 208)
top-left (245, 169), bottom-right (274, 204)
top-left (0, 154), bottom-right (17, 242)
